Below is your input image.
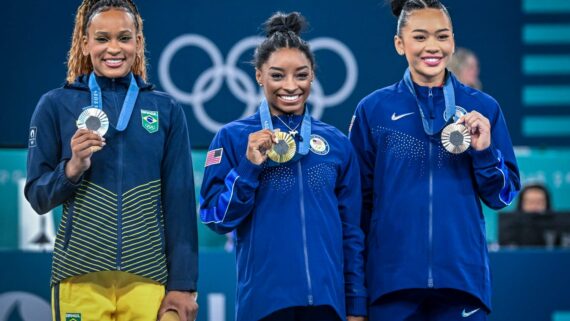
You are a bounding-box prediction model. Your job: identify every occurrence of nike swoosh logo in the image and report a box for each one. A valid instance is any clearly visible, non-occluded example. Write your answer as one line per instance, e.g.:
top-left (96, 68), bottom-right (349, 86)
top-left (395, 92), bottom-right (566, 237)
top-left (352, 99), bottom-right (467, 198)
top-left (462, 308), bottom-right (481, 318)
top-left (391, 112), bottom-right (415, 121)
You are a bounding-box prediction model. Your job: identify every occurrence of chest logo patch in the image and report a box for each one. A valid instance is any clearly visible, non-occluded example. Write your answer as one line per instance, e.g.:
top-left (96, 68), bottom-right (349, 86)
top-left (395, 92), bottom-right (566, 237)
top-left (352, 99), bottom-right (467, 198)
top-left (391, 112), bottom-right (414, 121)
top-left (28, 127), bottom-right (37, 148)
top-left (66, 313), bottom-right (81, 321)
top-left (141, 110), bottom-right (159, 133)
top-left (309, 134), bottom-right (330, 156)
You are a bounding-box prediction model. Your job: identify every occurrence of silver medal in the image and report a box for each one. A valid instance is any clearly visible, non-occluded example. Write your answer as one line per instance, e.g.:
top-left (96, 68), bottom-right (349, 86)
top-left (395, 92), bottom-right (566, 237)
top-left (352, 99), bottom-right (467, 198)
top-left (76, 108), bottom-right (109, 136)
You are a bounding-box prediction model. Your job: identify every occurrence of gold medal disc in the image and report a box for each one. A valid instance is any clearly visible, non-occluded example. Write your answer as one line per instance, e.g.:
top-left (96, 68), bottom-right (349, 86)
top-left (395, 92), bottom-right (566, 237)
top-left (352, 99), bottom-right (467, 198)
top-left (267, 131), bottom-right (296, 163)
top-left (441, 123), bottom-right (471, 154)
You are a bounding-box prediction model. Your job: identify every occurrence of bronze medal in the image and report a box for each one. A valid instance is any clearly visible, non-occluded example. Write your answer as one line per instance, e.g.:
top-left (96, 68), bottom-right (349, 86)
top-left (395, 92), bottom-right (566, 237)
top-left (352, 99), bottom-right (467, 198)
top-left (441, 123), bottom-right (471, 154)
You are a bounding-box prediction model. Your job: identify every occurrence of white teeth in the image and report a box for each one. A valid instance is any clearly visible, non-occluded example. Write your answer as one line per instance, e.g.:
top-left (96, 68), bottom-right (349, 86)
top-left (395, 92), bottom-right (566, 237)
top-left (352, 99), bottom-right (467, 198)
top-left (280, 95), bottom-right (299, 101)
top-left (106, 59), bottom-right (123, 64)
top-left (425, 58), bottom-right (440, 63)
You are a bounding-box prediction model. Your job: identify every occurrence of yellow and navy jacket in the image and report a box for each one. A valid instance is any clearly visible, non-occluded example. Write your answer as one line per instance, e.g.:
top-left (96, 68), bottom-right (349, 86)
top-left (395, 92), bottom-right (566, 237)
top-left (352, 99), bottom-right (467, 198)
top-left (200, 112), bottom-right (367, 321)
top-left (25, 73), bottom-right (198, 291)
top-left (349, 72), bottom-right (520, 311)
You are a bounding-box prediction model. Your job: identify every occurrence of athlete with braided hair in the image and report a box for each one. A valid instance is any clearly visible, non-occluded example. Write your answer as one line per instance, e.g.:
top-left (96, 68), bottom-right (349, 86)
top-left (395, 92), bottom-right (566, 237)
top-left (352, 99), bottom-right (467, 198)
top-left (25, 1), bottom-right (198, 320)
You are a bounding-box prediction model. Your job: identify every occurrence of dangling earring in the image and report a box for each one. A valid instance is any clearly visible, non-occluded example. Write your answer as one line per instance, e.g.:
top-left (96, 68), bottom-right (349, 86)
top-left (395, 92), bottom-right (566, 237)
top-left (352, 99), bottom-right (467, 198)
top-left (258, 83), bottom-right (263, 87)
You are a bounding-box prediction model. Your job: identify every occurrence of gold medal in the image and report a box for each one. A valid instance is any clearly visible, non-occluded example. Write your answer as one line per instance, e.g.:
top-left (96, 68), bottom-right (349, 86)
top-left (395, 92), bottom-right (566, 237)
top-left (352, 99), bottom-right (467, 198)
top-left (76, 108), bottom-right (109, 136)
top-left (441, 123), bottom-right (471, 154)
top-left (267, 131), bottom-right (296, 163)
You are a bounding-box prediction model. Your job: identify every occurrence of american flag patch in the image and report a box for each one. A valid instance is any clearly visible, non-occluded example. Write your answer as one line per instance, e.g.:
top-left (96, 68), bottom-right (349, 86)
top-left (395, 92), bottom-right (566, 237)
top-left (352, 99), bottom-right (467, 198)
top-left (205, 148), bottom-right (223, 167)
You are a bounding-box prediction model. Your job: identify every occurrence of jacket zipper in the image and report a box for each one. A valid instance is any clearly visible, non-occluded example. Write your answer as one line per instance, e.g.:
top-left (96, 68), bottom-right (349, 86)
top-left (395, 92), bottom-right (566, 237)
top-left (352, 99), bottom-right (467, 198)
top-left (428, 88), bottom-right (434, 119)
top-left (427, 87), bottom-right (435, 288)
top-left (428, 141), bottom-right (434, 288)
top-left (298, 162), bottom-right (314, 305)
top-left (112, 78), bottom-right (124, 271)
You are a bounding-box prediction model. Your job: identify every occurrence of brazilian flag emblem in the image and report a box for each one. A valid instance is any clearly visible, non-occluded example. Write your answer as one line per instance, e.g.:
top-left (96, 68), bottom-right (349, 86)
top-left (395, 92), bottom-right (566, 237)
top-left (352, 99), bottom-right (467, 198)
top-left (141, 109), bottom-right (159, 133)
top-left (66, 313), bottom-right (81, 321)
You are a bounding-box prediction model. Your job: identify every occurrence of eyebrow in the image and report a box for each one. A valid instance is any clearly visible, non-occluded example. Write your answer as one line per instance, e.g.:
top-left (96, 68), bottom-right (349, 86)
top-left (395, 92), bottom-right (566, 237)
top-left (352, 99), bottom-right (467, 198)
top-left (268, 66), bottom-right (310, 72)
top-left (93, 29), bottom-right (134, 35)
top-left (411, 28), bottom-right (451, 33)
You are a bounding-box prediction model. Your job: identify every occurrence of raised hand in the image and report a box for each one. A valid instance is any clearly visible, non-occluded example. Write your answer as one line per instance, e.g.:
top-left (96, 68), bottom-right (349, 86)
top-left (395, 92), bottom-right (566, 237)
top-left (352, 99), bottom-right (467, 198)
top-left (246, 129), bottom-right (278, 165)
top-left (65, 129), bottom-right (105, 183)
top-left (458, 111), bottom-right (491, 151)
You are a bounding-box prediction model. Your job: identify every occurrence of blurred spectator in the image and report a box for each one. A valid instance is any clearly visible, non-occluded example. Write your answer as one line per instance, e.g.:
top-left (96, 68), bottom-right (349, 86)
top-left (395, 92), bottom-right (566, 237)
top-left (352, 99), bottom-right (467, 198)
top-left (448, 47), bottom-right (482, 90)
top-left (516, 183), bottom-right (552, 214)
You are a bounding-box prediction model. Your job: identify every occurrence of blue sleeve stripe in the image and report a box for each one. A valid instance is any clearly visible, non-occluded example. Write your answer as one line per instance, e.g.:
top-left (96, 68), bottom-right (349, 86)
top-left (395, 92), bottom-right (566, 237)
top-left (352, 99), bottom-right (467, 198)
top-left (200, 169), bottom-right (240, 224)
top-left (495, 149), bottom-right (517, 206)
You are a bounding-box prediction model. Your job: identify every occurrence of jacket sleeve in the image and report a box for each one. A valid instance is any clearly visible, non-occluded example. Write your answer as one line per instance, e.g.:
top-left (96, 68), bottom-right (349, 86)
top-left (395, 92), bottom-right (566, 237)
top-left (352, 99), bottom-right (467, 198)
top-left (199, 127), bottom-right (263, 235)
top-left (348, 103), bottom-right (376, 240)
top-left (338, 141), bottom-right (368, 317)
top-left (24, 92), bottom-right (82, 215)
top-left (161, 102), bottom-right (198, 291)
top-left (470, 103), bottom-right (521, 210)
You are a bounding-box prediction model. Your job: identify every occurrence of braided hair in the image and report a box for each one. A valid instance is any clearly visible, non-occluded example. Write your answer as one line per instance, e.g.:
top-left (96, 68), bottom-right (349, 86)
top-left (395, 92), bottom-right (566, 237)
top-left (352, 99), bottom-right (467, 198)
top-left (66, 0), bottom-right (147, 83)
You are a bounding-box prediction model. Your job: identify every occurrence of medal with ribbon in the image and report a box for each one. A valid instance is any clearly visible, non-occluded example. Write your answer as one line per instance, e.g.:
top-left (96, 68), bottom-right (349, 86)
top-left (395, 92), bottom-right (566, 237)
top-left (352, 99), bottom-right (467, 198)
top-left (258, 98), bottom-right (311, 165)
top-left (76, 73), bottom-right (140, 152)
top-left (403, 68), bottom-right (470, 154)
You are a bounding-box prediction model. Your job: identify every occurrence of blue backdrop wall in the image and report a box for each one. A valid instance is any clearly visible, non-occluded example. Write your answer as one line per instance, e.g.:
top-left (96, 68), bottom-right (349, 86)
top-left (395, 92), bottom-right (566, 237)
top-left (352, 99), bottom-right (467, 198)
top-left (2, 0), bottom-right (569, 148)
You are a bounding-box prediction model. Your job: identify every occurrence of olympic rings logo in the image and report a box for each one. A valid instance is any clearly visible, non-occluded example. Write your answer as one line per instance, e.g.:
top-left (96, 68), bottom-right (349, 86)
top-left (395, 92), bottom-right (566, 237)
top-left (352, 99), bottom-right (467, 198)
top-left (158, 34), bottom-right (358, 133)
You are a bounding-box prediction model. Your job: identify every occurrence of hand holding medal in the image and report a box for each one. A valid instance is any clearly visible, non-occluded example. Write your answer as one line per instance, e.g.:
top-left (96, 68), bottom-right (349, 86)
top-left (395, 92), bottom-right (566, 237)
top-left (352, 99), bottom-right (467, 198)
top-left (457, 111), bottom-right (491, 151)
top-left (246, 129), bottom-right (278, 165)
top-left (65, 128), bottom-right (106, 183)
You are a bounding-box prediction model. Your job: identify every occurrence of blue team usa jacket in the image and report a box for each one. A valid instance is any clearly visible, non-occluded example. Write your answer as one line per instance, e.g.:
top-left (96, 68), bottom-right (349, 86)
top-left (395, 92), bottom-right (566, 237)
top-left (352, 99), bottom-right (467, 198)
top-left (200, 112), bottom-right (367, 320)
top-left (25, 73), bottom-right (198, 291)
top-left (349, 71), bottom-right (520, 311)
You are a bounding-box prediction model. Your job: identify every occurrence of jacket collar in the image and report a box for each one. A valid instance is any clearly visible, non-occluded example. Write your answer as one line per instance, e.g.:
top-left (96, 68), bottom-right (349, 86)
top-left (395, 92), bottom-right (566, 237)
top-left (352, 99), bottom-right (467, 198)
top-left (397, 69), bottom-right (459, 94)
top-left (65, 72), bottom-right (154, 91)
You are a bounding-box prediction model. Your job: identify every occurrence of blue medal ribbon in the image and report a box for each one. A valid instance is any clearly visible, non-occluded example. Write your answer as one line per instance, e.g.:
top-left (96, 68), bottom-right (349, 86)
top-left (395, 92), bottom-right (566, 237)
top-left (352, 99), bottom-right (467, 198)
top-left (259, 98), bottom-right (311, 164)
top-left (88, 72), bottom-right (140, 132)
top-left (402, 68), bottom-right (456, 135)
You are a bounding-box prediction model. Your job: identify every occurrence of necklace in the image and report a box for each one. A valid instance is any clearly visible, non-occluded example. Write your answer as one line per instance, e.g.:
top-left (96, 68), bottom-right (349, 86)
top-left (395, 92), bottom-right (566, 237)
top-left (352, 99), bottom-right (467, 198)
top-left (273, 115), bottom-right (301, 137)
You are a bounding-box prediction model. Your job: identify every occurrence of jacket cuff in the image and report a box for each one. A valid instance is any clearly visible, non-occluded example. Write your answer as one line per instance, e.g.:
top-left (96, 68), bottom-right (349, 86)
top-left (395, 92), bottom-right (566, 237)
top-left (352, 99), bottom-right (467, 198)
top-left (166, 279), bottom-right (197, 292)
top-left (470, 145), bottom-right (499, 169)
top-left (346, 296), bottom-right (368, 317)
top-left (59, 160), bottom-right (83, 188)
top-left (235, 157), bottom-right (263, 181)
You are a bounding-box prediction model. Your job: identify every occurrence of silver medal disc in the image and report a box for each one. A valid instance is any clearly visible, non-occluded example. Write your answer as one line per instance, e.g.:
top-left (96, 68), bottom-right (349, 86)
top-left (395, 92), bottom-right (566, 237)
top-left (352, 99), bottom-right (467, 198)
top-left (441, 123), bottom-right (471, 154)
top-left (76, 108), bottom-right (109, 136)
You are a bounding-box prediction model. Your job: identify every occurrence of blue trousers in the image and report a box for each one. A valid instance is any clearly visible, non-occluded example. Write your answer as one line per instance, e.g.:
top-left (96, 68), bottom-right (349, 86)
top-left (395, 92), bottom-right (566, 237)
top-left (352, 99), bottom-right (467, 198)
top-left (369, 289), bottom-right (488, 321)
top-left (260, 305), bottom-right (342, 321)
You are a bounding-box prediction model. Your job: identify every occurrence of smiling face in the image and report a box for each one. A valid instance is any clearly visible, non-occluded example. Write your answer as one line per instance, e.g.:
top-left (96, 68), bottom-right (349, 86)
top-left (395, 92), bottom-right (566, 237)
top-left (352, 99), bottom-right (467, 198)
top-left (256, 47), bottom-right (314, 115)
top-left (82, 8), bottom-right (141, 78)
top-left (394, 8), bottom-right (455, 87)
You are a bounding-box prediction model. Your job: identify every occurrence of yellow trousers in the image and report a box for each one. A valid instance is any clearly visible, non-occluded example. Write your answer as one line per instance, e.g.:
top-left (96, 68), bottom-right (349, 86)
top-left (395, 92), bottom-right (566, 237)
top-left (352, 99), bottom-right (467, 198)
top-left (52, 271), bottom-right (165, 321)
